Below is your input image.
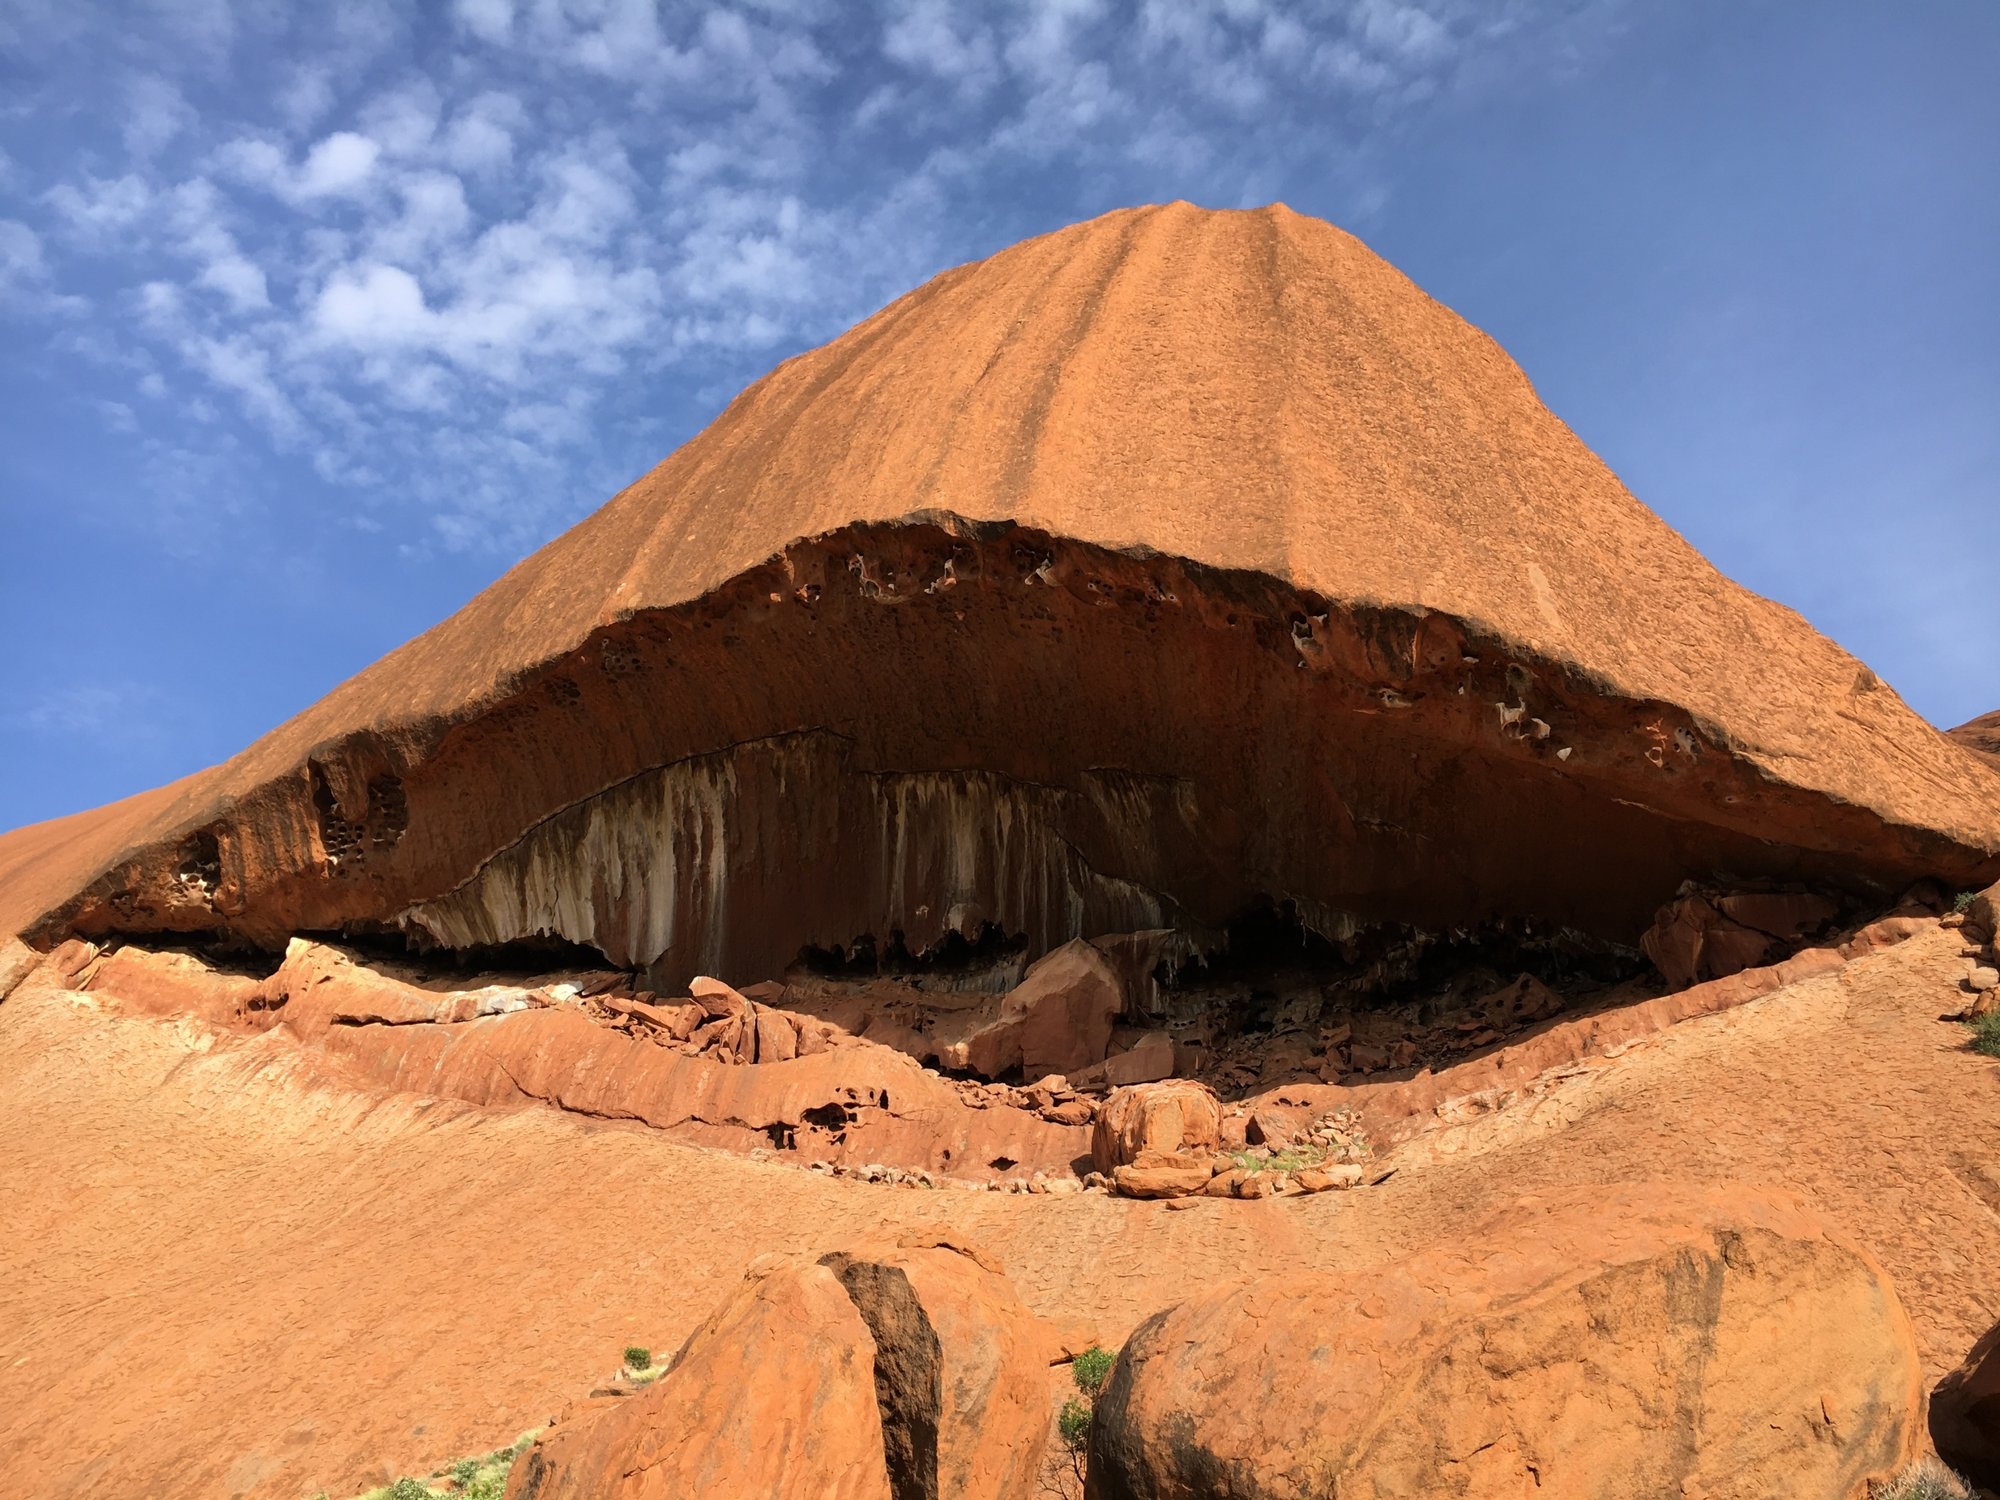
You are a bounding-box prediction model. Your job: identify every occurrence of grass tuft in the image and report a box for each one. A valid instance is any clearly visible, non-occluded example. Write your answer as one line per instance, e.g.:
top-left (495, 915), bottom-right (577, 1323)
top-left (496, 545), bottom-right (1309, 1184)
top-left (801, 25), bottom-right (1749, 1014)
top-left (1969, 1012), bottom-right (2000, 1059)
top-left (1872, 1455), bottom-right (1972, 1500)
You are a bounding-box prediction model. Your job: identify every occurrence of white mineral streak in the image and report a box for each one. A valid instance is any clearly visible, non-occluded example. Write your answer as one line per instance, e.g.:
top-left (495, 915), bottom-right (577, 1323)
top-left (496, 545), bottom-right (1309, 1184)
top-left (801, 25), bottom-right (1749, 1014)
top-left (401, 733), bottom-right (1193, 972)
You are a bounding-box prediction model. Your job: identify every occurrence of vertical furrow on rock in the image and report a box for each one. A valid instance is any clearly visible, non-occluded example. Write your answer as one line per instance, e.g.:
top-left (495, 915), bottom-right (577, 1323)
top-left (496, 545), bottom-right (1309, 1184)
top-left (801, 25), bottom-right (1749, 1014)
top-left (820, 1254), bottom-right (944, 1500)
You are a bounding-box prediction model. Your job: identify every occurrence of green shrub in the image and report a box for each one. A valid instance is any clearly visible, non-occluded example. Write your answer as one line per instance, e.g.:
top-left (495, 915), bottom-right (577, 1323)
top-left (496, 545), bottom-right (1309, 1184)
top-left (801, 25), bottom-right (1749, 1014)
top-left (1954, 890), bottom-right (1977, 914)
top-left (1056, 1396), bottom-right (1092, 1453)
top-left (1969, 1012), bottom-right (2000, 1059)
top-left (1071, 1345), bottom-right (1114, 1399)
top-left (623, 1344), bottom-right (653, 1371)
top-left (1873, 1455), bottom-right (1972, 1500)
top-left (385, 1481), bottom-right (431, 1500)
top-left (452, 1456), bottom-right (481, 1484)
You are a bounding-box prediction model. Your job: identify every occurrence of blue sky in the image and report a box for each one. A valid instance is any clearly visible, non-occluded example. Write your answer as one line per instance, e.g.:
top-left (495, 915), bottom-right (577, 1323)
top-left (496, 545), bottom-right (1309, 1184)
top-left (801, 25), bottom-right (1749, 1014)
top-left (1, 0), bottom-right (1995, 834)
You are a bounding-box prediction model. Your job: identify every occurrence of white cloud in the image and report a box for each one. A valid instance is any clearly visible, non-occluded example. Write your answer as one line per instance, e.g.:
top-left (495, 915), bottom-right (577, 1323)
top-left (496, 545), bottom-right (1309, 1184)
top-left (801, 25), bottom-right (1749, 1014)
top-left (312, 262), bottom-right (433, 348)
top-left (441, 92), bottom-right (523, 176)
top-left (44, 174), bottom-right (154, 242)
top-left (220, 130), bottom-right (383, 203)
top-left (124, 74), bottom-right (196, 158)
top-left (298, 131), bottom-right (382, 197)
top-left (358, 81), bottom-right (442, 159)
top-left (8, 680), bottom-right (168, 743)
top-left (885, 0), bottom-right (999, 90)
top-left (454, 0), bottom-right (514, 45)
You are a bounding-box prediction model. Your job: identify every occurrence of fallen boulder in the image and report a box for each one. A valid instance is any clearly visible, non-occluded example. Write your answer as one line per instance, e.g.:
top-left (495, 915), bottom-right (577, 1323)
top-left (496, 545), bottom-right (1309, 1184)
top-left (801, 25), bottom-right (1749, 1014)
top-left (942, 940), bottom-right (1125, 1080)
top-left (1092, 1080), bottom-right (1222, 1174)
top-left (1087, 1182), bottom-right (1920, 1499)
top-left (507, 1233), bottom-right (1045, 1500)
top-left (1932, 1314), bottom-right (2000, 1490)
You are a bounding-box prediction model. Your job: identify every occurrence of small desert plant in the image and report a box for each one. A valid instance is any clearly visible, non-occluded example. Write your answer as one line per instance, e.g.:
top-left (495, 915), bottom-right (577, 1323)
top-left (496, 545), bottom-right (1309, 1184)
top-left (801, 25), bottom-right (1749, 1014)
top-left (1231, 1145), bottom-right (1325, 1174)
top-left (385, 1480), bottom-right (431, 1500)
top-left (1871, 1455), bottom-right (1972, 1500)
top-left (1071, 1345), bottom-right (1113, 1399)
top-left (622, 1344), bottom-right (653, 1371)
top-left (1042, 1345), bottom-right (1118, 1497)
top-left (1953, 890), bottom-right (1977, 914)
top-left (1969, 1011), bottom-right (2000, 1059)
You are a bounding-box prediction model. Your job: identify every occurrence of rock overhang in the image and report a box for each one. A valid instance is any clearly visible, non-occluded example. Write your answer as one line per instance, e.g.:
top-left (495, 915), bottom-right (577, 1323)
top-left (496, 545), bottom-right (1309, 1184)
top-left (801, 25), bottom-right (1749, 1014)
top-left (16, 512), bottom-right (1998, 989)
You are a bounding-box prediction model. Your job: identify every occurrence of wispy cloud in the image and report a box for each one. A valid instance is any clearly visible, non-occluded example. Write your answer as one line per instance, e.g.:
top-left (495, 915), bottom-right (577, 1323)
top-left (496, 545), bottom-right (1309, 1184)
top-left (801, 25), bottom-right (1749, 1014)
top-left (0, 0), bottom-right (1628, 555)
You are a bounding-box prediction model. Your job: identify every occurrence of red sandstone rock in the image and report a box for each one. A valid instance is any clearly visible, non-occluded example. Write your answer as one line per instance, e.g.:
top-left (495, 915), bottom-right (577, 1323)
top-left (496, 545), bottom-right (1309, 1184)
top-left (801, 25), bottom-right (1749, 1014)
top-left (1963, 879), bottom-right (2000, 948)
top-left (1087, 1183), bottom-right (1921, 1500)
top-left (4, 205), bottom-right (1995, 993)
top-left (1640, 893), bottom-right (1792, 987)
top-left (251, 939), bottom-right (546, 1040)
top-left (505, 1256), bottom-right (891, 1500)
top-left (943, 940), bottom-right (1124, 1080)
top-left (1950, 709), bottom-right (2000, 770)
top-left (1715, 890), bottom-right (1839, 939)
top-left (0, 937), bottom-right (38, 1002)
top-left (1841, 914), bottom-right (1936, 960)
top-left (1091, 1081), bottom-right (1222, 1174)
top-left (1111, 1161), bottom-right (1215, 1199)
top-left (1477, 973), bottom-right (1565, 1026)
top-left (1101, 1031), bottom-right (1174, 1086)
top-left (818, 1232), bottom-right (1049, 1500)
top-left (507, 1232), bottom-right (1045, 1500)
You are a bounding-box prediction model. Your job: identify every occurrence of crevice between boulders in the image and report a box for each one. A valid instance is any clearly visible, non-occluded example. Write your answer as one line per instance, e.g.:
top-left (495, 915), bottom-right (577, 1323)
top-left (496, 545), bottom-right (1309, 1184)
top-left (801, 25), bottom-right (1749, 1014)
top-left (820, 1253), bottom-right (944, 1500)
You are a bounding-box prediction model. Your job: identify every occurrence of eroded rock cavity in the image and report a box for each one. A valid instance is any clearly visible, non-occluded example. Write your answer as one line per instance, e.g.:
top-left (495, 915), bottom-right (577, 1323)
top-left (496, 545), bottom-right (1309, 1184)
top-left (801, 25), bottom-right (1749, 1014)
top-left (37, 519), bottom-right (1987, 991)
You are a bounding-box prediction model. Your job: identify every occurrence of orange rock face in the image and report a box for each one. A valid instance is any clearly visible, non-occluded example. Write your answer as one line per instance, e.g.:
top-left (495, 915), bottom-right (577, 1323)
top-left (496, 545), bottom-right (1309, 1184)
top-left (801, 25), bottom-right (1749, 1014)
top-left (508, 1233), bottom-right (1046, 1500)
top-left (1091, 1080), bottom-right (1223, 1175)
top-left (505, 1256), bottom-right (892, 1500)
top-left (1086, 1183), bottom-right (1921, 1500)
top-left (1951, 710), bottom-right (2000, 769)
top-left (3, 204), bottom-right (1996, 990)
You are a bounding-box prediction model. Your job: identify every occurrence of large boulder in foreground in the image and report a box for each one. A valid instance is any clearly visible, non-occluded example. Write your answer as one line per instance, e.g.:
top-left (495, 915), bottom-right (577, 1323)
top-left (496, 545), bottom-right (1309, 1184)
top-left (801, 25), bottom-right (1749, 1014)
top-left (1931, 1314), bottom-right (2000, 1491)
top-left (1086, 1183), bottom-right (1920, 1500)
top-left (4, 203), bottom-right (1997, 987)
top-left (508, 1232), bottom-right (1045, 1500)
top-left (505, 1256), bottom-right (888, 1500)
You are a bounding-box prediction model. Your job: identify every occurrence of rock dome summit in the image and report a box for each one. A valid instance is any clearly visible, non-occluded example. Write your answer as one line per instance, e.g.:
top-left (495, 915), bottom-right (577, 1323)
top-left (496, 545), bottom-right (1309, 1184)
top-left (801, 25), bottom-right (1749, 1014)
top-left (2, 201), bottom-right (1996, 994)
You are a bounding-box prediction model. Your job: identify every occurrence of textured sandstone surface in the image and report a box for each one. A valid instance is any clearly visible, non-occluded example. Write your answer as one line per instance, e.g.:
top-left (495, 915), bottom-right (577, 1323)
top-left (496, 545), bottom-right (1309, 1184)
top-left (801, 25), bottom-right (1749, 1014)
top-left (1087, 1183), bottom-right (1921, 1500)
top-left (4, 925), bottom-right (2000, 1499)
top-left (2, 203), bottom-right (1995, 988)
top-left (1951, 709), bottom-right (2000, 768)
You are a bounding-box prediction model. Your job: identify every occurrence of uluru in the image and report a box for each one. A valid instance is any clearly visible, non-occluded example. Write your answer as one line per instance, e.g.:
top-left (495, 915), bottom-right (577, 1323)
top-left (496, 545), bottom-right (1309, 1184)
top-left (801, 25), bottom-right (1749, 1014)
top-left (5, 200), bottom-right (1999, 1500)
